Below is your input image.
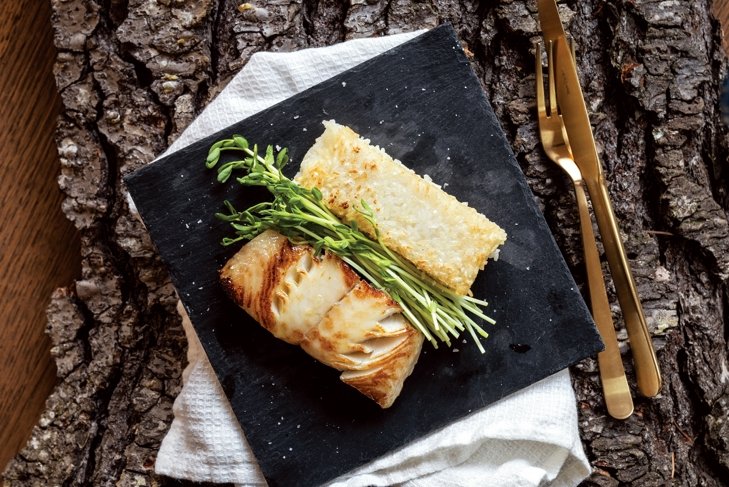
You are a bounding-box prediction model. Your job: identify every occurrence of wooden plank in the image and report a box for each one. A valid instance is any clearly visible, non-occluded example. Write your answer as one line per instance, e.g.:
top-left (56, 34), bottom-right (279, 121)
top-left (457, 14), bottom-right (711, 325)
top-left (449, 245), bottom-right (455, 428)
top-left (0, 0), bottom-right (80, 472)
top-left (714, 0), bottom-right (729, 54)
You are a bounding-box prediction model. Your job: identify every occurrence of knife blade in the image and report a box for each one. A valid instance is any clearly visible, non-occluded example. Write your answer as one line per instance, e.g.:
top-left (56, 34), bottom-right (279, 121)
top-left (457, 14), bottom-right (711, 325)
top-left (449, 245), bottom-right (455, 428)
top-left (537, 0), bottom-right (566, 43)
top-left (552, 36), bottom-right (662, 397)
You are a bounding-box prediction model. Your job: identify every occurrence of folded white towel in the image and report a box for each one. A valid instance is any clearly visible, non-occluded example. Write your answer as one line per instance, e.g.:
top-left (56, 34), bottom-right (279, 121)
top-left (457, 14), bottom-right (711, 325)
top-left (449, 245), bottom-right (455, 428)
top-left (152, 30), bottom-right (592, 487)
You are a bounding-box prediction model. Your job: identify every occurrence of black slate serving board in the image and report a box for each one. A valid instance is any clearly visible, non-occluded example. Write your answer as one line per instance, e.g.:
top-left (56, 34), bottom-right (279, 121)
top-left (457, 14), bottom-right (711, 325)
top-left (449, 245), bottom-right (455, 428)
top-left (126, 25), bottom-right (603, 487)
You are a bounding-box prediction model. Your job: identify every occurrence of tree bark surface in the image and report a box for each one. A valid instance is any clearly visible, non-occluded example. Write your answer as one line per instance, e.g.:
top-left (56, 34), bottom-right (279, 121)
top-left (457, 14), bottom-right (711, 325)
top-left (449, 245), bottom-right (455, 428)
top-left (4, 1), bottom-right (728, 486)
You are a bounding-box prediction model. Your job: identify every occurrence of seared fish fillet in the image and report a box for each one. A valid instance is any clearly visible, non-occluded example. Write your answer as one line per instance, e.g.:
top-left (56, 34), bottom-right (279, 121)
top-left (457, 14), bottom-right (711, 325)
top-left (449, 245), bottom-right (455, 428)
top-left (220, 230), bottom-right (423, 408)
top-left (220, 230), bottom-right (358, 345)
top-left (296, 120), bottom-right (507, 295)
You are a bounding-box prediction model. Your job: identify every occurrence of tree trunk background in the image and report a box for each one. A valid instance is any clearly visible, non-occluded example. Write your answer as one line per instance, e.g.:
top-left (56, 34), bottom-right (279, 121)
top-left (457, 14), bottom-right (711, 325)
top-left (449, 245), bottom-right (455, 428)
top-left (3, 0), bottom-right (728, 485)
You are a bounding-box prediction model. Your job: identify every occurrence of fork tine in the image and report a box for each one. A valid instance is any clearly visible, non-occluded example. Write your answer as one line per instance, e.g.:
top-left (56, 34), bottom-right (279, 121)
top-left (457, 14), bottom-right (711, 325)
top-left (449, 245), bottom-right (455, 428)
top-left (569, 37), bottom-right (576, 60)
top-left (535, 43), bottom-right (546, 119)
top-left (547, 40), bottom-right (557, 117)
top-left (548, 37), bottom-right (576, 116)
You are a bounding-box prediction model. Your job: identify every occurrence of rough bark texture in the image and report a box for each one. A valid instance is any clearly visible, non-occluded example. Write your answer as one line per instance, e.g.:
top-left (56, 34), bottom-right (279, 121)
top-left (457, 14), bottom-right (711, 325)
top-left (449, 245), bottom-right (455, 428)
top-left (4, 0), bottom-right (728, 485)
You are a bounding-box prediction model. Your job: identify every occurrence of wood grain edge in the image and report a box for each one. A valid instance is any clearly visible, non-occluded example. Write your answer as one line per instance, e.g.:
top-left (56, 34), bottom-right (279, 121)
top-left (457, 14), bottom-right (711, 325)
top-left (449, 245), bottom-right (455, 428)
top-left (0, 0), bottom-right (80, 472)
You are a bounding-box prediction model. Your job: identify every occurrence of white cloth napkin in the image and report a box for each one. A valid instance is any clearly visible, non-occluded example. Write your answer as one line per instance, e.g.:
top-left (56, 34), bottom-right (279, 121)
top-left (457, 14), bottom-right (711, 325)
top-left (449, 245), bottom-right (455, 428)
top-left (152, 31), bottom-right (592, 487)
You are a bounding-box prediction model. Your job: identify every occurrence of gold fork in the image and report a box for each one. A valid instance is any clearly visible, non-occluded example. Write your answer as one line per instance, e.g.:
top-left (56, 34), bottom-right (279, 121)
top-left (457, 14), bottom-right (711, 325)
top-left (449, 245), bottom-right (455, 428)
top-left (536, 41), bottom-right (633, 420)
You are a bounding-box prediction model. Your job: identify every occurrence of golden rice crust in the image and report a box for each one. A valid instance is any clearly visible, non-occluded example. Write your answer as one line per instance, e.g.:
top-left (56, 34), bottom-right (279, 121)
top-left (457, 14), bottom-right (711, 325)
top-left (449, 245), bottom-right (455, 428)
top-left (296, 120), bottom-right (507, 295)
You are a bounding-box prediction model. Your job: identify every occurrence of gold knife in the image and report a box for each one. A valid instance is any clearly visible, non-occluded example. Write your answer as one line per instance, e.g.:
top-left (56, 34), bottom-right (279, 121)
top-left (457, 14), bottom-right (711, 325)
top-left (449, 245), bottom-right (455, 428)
top-left (537, 0), bottom-right (661, 397)
top-left (537, 0), bottom-right (567, 40)
top-left (537, 40), bottom-right (632, 419)
top-left (552, 37), bottom-right (661, 398)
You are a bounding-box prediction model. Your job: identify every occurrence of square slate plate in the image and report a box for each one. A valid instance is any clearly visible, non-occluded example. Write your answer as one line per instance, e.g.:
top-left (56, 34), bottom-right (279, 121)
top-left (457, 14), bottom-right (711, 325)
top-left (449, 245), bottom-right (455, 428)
top-left (126, 25), bottom-right (602, 487)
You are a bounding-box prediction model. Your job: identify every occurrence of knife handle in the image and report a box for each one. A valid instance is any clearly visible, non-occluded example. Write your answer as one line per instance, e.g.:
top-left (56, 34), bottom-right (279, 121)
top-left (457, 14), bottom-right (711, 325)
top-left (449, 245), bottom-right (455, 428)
top-left (574, 180), bottom-right (634, 418)
top-left (585, 177), bottom-right (662, 397)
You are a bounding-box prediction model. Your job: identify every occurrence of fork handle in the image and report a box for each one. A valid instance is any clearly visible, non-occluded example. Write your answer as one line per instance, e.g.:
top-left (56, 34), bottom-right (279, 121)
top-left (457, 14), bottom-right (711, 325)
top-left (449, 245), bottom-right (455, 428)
top-left (574, 181), bottom-right (634, 419)
top-left (585, 176), bottom-right (662, 397)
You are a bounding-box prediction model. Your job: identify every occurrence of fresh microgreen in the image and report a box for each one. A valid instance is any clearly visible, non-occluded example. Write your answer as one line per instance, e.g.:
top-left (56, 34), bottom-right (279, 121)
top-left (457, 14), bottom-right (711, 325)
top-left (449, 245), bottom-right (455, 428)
top-left (206, 135), bottom-right (495, 352)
